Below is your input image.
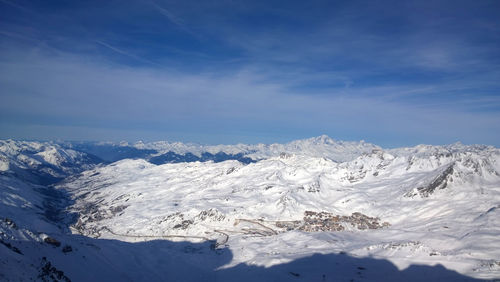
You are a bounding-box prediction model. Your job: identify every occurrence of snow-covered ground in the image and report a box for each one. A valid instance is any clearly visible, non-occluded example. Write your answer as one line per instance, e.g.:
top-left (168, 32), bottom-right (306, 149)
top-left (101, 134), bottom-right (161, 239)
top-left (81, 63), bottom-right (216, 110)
top-left (0, 140), bottom-right (100, 184)
top-left (1, 137), bottom-right (499, 281)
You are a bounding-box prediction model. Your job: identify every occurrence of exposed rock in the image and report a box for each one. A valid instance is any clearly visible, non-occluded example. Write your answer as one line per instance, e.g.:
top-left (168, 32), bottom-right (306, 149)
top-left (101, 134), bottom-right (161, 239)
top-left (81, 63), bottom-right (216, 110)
top-left (1, 217), bottom-right (17, 229)
top-left (406, 163), bottom-right (454, 198)
top-left (279, 152), bottom-right (293, 159)
top-left (289, 271), bottom-right (300, 277)
top-left (110, 205), bottom-right (128, 215)
top-left (44, 237), bottom-right (61, 247)
top-left (306, 181), bottom-right (321, 193)
top-left (62, 245), bottom-right (72, 253)
top-left (38, 257), bottom-right (71, 282)
top-left (196, 209), bottom-right (226, 222)
top-left (0, 239), bottom-right (23, 254)
top-left (174, 220), bottom-right (193, 229)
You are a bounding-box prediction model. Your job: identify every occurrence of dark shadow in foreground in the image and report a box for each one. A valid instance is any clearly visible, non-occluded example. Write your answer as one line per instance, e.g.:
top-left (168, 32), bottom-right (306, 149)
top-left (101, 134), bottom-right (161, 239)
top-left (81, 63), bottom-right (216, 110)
top-left (1, 233), bottom-right (490, 282)
top-left (218, 252), bottom-right (489, 282)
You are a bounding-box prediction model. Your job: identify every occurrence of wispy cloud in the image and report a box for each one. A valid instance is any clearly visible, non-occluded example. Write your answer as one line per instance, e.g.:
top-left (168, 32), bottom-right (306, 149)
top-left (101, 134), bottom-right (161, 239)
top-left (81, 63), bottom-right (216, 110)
top-left (149, 1), bottom-right (199, 38)
top-left (0, 1), bottom-right (499, 146)
top-left (0, 0), bottom-right (32, 13)
top-left (0, 30), bottom-right (35, 41)
top-left (149, 2), bottom-right (184, 28)
top-left (95, 40), bottom-right (161, 67)
top-left (0, 45), bottom-right (499, 145)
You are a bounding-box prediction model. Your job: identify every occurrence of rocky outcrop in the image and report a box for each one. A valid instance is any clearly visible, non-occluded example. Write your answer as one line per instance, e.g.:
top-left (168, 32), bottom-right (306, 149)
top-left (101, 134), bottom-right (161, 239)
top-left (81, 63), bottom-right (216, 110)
top-left (406, 163), bottom-right (454, 198)
top-left (38, 257), bottom-right (71, 282)
top-left (44, 237), bottom-right (61, 247)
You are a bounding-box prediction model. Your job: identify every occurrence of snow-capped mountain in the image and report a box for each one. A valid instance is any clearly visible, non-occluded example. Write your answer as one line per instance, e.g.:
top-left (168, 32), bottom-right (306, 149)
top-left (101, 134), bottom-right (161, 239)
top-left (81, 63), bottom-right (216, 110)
top-left (0, 140), bottom-right (102, 185)
top-left (1, 137), bottom-right (499, 281)
top-left (60, 135), bottom-right (380, 165)
top-left (133, 135), bottom-right (381, 163)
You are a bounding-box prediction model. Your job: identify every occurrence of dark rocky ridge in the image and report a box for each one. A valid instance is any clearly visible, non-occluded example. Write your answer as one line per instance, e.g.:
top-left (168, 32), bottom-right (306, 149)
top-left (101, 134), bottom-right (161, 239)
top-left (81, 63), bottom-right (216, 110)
top-left (405, 163), bottom-right (455, 198)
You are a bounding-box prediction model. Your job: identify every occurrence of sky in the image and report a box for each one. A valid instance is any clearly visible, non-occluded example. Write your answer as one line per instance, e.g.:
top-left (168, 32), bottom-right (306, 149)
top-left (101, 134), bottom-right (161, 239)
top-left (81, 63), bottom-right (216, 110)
top-left (0, 0), bottom-right (499, 147)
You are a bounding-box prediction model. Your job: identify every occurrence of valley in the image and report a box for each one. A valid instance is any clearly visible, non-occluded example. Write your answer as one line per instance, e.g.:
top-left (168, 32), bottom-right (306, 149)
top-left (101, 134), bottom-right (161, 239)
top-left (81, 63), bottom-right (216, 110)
top-left (1, 136), bottom-right (499, 281)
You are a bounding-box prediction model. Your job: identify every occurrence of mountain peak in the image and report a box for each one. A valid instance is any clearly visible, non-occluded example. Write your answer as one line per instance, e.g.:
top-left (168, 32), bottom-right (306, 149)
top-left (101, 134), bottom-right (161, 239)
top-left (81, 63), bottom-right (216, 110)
top-left (311, 135), bottom-right (336, 145)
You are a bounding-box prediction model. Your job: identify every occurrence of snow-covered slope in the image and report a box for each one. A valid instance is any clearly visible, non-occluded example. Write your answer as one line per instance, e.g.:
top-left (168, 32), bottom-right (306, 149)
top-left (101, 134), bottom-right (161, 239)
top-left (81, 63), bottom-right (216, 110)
top-left (59, 142), bottom-right (500, 280)
top-left (0, 140), bottom-right (101, 184)
top-left (0, 171), bottom-right (231, 282)
top-left (1, 137), bottom-right (499, 281)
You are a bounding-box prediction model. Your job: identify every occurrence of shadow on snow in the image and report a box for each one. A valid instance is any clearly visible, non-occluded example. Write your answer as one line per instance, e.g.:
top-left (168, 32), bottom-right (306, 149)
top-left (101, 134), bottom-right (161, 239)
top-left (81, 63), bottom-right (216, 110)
top-left (0, 174), bottom-right (490, 282)
top-left (2, 232), bottom-right (489, 281)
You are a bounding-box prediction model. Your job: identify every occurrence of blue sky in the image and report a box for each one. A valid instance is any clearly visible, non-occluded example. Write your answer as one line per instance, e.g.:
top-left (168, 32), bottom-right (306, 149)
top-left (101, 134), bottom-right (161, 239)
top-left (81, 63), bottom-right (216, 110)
top-left (0, 0), bottom-right (499, 147)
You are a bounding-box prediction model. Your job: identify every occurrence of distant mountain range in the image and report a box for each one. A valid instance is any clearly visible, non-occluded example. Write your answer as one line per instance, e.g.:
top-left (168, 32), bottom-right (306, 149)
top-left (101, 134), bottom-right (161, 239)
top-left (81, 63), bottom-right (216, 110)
top-left (57, 135), bottom-right (380, 164)
top-left (1, 136), bottom-right (499, 281)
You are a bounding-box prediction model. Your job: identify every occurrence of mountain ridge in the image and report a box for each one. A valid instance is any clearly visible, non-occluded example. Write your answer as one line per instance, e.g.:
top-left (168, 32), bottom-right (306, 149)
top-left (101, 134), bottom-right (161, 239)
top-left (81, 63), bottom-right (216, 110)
top-left (1, 136), bottom-right (500, 281)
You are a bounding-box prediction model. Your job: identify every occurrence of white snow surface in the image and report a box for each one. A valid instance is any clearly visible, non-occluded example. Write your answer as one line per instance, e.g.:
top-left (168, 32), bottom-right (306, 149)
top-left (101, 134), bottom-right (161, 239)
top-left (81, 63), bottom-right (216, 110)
top-left (1, 137), bottom-right (500, 281)
top-left (0, 140), bottom-right (97, 179)
top-left (60, 143), bottom-right (500, 280)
